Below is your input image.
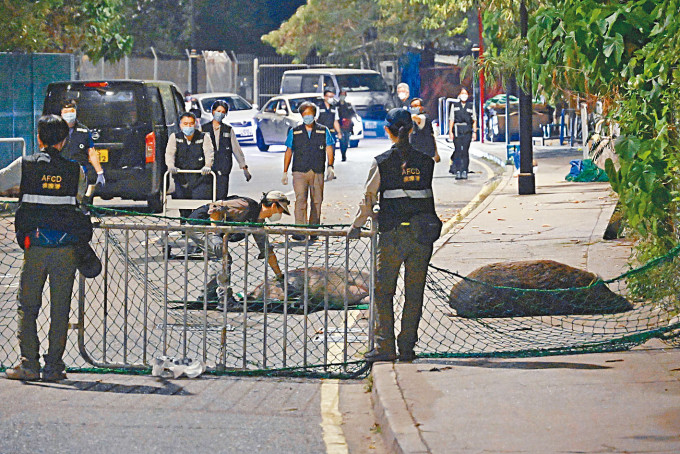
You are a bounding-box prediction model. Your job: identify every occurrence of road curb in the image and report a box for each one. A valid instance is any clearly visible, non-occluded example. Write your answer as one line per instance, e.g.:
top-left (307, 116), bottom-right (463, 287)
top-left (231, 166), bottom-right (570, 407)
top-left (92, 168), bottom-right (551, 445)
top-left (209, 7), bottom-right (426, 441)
top-left (371, 363), bottom-right (429, 454)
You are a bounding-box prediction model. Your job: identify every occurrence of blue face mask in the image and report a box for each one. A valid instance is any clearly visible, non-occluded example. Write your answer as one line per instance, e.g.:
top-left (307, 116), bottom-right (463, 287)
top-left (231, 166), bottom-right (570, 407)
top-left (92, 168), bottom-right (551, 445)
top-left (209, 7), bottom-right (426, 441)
top-left (302, 115), bottom-right (315, 125)
top-left (62, 112), bottom-right (76, 124)
top-left (409, 107), bottom-right (421, 115)
top-left (213, 111), bottom-right (225, 123)
top-left (181, 126), bottom-right (195, 137)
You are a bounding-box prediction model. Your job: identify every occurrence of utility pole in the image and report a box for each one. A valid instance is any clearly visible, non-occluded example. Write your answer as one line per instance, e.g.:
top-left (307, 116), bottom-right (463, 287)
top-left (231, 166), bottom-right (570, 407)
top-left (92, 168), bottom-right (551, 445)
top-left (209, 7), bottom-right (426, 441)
top-left (189, 0), bottom-right (198, 93)
top-left (518, 0), bottom-right (536, 194)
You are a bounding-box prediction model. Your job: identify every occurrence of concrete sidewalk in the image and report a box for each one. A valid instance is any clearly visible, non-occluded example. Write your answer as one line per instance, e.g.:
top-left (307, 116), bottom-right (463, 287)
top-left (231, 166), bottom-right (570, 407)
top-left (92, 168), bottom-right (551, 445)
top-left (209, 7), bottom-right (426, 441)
top-left (371, 143), bottom-right (680, 453)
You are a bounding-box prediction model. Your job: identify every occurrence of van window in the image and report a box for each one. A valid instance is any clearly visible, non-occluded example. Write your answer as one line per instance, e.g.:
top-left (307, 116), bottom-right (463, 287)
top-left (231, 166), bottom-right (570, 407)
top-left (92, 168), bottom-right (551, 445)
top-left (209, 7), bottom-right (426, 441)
top-left (301, 75), bottom-right (321, 93)
top-left (263, 99), bottom-right (278, 113)
top-left (336, 74), bottom-right (388, 92)
top-left (281, 75), bottom-right (302, 93)
top-left (148, 88), bottom-right (165, 126)
top-left (322, 76), bottom-right (335, 93)
top-left (47, 86), bottom-right (143, 127)
top-left (289, 96), bottom-right (321, 112)
top-left (159, 85), bottom-right (178, 127)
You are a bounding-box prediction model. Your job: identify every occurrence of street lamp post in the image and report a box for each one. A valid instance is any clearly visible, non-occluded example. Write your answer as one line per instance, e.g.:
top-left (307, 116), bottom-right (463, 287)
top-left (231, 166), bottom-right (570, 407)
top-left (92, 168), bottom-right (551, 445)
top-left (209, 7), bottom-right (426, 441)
top-left (518, 0), bottom-right (536, 194)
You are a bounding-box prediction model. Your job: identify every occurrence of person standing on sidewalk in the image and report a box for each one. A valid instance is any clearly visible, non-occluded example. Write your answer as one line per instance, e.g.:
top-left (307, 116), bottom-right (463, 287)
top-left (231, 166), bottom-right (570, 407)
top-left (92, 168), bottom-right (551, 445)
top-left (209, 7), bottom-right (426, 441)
top-left (0, 115), bottom-right (92, 382)
top-left (348, 108), bottom-right (439, 362)
top-left (204, 100), bottom-right (252, 199)
top-left (282, 102), bottom-right (336, 241)
top-left (337, 90), bottom-right (356, 161)
top-left (448, 87), bottom-right (477, 179)
top-left (60, 100), bottom-right (106, 187)
top-left (409, 98), bottom-right (440, 162)
top-left (165, 112), bottom-right (215, 218)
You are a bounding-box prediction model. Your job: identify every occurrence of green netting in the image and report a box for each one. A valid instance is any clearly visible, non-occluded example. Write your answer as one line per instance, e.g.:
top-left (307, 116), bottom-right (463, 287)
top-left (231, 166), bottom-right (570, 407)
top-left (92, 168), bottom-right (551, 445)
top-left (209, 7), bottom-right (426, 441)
top-left (0, 201), bottom-right (678, 380)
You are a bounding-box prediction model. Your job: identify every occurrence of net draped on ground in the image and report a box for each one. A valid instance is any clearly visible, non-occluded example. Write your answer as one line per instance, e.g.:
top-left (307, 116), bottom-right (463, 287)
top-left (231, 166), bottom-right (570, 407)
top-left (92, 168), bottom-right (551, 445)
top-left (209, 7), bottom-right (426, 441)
top-left (0, 202), bottom-right (678, 379)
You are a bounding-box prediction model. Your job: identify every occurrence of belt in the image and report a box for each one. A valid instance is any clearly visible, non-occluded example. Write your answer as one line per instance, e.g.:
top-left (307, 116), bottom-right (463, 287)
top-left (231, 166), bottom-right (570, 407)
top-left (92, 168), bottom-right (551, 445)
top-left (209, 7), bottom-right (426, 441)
top-left (382, 189), bottom-right (433, 199)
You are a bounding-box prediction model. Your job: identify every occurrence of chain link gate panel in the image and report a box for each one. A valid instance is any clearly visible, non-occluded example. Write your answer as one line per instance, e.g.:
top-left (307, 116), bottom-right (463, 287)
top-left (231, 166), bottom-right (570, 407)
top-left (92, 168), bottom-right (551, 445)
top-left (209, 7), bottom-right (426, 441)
top-left (76, 216), bottom-right (376, 378)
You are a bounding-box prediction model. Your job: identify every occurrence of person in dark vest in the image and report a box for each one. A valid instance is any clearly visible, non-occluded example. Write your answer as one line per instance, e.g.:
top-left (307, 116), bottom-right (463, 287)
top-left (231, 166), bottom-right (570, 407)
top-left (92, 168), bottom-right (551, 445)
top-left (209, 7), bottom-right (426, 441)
top-left (348, 108), bottom-right (438, 362)
top-left (60, 100), bottom-right (106, 187)
top-left (185, 191), bottom-right (291, 307)
top-left (337, 90), bottom-right (356, 162)
top-left (316, 90), bottom-right (342, 147)
top-left (0, 115), bottom-right (91, 381)
top-left (448, 87), bottom-right (477, 180)
top-left (165, 112), bottom-right (215, 218)
top-left (409, 98), bottom-right (441, 163)
top-left (282, 102), bottom-right (336, 241)
top-left (204, 100), bottom-right (252, 199)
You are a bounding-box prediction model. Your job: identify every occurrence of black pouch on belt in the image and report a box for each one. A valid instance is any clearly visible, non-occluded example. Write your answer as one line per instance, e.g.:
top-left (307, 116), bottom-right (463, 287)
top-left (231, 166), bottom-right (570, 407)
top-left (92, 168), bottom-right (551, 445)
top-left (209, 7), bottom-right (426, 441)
top-left (408, 212), bottom-right (443, 245)
top-left (76, 243), bottom-right (102, 278)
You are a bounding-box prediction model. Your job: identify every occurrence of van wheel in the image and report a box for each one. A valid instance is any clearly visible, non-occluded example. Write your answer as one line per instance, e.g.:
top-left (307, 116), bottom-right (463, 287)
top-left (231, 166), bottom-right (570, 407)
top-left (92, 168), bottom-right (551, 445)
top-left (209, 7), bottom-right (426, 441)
top-left (350, 140), bottom-right (360, 148)
top-left (256, 128), bottom-right (269, 151)
top-left (147, 192), bottom-right (163, 213)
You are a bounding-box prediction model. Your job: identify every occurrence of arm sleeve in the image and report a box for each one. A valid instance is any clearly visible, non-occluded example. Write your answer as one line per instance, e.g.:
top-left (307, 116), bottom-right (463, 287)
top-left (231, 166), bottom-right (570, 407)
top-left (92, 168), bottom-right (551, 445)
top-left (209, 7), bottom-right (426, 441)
top-left (351, 159), bottom-right (380, 228)
top-left (230, 133), bottom-right (247, 169)
top-left (0, 157), bottom-right (22, 192)
top-left (325, 128), bottom-right (335, 146)
top-left (202, 133), bottom-right (214, 167)
top-left (165, 133), bottom-right (177, 168)
top-left (77, 166), bottom-right (87, 201)
top-left (284, 129), bottom-right (295, 149)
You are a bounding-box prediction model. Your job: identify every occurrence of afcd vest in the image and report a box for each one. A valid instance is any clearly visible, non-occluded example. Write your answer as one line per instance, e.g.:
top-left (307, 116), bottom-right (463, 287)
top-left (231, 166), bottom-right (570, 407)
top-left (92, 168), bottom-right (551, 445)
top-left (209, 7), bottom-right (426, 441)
top-left (174, 131), bottom-right (207, 187)
top-left (316, 103), bottom-right (337, 130)
top-left (291, 124), bottom-right (327, 174)
top-left (15, 151), bottom-right (89, 244)
top-left (451, 101), bottom-right (475, 135)
top-left (375, 143), bottom-right (436, 232)
top-left (63, 121), bottom-right (92, 167)
top-left (206, 123), bottom-right (234, 175)
top-left (409, 114), bottom-right (437, 158)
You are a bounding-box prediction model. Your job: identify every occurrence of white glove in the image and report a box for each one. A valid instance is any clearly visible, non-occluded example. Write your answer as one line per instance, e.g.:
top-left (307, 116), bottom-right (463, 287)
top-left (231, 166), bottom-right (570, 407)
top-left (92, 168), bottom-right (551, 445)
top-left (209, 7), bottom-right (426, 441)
top-left (325, 165), bottom-right (335, 182)
top-left (281, 172), bottom-right (288, 185)
top-left (201, 166), bottom-right (212, 175)
top-left (168, 166), bottom-right (178, 175)
top-left (243, 168), bottom-right (252, 182)
top-left (95, 172), bottom-right (106, 186)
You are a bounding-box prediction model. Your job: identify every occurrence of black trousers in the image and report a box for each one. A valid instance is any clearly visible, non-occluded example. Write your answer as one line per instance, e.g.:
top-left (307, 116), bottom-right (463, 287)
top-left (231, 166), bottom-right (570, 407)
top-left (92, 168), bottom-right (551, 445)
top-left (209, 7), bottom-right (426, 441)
top-left (174, 179), bottom-right (212, 218)
top-left (216, 174), bottom-right (230, 200)
top-left (450, 133), bottom-right (472, 173)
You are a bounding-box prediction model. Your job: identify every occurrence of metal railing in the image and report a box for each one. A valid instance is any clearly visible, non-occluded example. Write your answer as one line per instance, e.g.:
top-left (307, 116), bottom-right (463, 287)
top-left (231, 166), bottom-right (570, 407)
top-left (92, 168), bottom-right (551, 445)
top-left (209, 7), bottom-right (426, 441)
top-left (75, 221), bottom-right (376, 376)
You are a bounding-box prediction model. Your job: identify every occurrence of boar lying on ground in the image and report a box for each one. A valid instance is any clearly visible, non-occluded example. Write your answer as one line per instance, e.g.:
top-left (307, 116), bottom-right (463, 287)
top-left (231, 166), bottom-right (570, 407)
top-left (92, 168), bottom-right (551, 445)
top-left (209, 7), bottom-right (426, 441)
top-left (448, 260), bottom-right (632, 318)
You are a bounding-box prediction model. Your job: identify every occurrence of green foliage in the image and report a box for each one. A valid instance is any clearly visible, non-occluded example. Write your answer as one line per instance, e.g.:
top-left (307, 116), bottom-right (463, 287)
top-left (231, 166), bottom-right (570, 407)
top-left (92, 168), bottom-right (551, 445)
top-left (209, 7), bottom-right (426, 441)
top-left (262, 0), bottom-right (468, 64)
top-left (0, 0), bottom-right (133, 62)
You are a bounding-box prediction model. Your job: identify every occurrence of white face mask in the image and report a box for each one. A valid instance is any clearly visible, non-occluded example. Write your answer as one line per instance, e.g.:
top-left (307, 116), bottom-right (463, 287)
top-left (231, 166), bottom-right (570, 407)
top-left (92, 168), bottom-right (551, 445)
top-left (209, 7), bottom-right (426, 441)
top-left (397, 92), bottom-right (409, 101)
top-left (268, 212), bottom-right (282, 222)
top-left (459, 94), bottom-right (469, 102)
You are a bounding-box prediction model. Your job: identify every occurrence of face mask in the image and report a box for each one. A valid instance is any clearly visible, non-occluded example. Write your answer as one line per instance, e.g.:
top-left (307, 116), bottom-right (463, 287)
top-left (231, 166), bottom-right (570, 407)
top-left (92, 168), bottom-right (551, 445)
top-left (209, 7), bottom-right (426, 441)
top-left (213, 111), bottom-right (226, 122)
top-left (397, 92), bottom-right (409, 101)
top-left (302, 115), bottom-right (315, 125)
top-left (268, 212), bottom-right (282, 222)
top-left (409, 107), bottom-right (421, 115)
top-left (459, 94), bottom-right (469, 102)
top-left (326, 97), bottom-right (336, 105)
top-left (339, 95), bottom-right (346, 101)
top-left (62, 112), bottom-right (76, 123)
top-left (181, 126), bottom-right (195, 137)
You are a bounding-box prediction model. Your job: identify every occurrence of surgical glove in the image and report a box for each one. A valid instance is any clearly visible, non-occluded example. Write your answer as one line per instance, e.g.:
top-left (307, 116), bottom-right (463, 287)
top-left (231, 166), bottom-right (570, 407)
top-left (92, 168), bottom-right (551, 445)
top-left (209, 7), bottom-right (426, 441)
top-left (347, 225), bottom-right (361, 240)
top-left (281, 172), bottom-right (288, 185)
top-left (244, 168), bottom-right (252, 182)
top-left (201, 166), bottom-right (212, 175)
top-left (168, 166), bottom-right (179, 175)
top-left (325, 165), bottom-right (335, 182)
top-left (95, 172), bottom-right (106, 186)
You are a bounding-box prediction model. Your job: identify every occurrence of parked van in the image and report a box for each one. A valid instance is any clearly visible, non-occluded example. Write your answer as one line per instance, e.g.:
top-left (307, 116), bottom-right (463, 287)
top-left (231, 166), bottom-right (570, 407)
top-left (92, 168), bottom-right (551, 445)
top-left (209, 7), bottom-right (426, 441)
top-left (43, 80), bottom-right (186, 211)
top-left (279, 68), bottom-right (394, 137)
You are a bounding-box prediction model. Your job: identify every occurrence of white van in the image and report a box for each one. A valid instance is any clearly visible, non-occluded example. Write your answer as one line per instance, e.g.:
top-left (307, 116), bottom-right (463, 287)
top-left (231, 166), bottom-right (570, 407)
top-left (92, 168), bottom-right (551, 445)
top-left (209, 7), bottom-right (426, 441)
top-left (279, 68), bottom-right (394, 137)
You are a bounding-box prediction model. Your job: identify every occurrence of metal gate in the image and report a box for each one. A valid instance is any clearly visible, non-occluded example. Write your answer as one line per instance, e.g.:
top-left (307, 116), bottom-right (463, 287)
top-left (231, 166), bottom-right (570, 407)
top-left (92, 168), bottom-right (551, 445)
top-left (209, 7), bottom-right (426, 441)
top-left (76, 219), bottom-right (376, 377)
top-left (253, 56), bottom-right (331, 108)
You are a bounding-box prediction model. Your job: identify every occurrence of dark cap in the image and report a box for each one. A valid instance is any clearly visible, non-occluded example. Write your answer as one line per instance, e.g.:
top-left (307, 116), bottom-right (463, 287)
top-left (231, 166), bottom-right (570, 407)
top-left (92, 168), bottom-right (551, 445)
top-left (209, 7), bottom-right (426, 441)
top-left (385, 108), bottom-right (413, 130)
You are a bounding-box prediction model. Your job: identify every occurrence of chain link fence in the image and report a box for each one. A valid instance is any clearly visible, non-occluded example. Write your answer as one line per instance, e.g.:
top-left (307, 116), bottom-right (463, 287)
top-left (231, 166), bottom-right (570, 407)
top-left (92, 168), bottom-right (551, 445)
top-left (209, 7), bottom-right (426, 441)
top-left (1, 204), bottom-right (678, 378)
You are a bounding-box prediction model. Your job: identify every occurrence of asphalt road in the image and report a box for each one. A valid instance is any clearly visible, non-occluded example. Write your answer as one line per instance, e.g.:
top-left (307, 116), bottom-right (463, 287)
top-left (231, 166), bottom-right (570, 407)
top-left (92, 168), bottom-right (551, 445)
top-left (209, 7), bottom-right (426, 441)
top-left (0, 137), bottom-right (502, 453)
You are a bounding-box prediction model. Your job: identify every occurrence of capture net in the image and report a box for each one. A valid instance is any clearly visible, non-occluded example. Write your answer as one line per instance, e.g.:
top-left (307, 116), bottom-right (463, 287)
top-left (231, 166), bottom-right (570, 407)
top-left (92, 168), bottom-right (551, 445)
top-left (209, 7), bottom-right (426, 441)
top-left (0, 202), bottom-right (678, 379)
